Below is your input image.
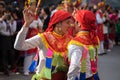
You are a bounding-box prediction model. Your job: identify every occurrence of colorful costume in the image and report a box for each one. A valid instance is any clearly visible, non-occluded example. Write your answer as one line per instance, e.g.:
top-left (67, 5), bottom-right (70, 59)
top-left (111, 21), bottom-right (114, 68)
top-left (14, 10), bottom-right (72, 80)
top-left (37, 31), bottom-right (72, 80)
top-left (23, 0), bottom-right (43, 75)
top-left (67, 10), bottom-right (100, 80)
top-left (96, 10), bottom-right (104, 41)
top-left (96, 9), bottom-right (106, 54)
top-left (23, 17), bottom-right (43, 75)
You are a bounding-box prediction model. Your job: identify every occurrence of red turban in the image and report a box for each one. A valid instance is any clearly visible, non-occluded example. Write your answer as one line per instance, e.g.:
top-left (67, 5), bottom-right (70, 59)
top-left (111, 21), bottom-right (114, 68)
top-left (75, 10), bottom-right (98, 45)
top-left (46, 10), bottom-right (72, 32)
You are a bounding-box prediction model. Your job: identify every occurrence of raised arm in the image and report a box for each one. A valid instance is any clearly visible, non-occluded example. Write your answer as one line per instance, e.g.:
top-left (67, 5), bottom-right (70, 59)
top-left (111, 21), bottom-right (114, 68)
top-left (14, 7), bottom-right (42, 50)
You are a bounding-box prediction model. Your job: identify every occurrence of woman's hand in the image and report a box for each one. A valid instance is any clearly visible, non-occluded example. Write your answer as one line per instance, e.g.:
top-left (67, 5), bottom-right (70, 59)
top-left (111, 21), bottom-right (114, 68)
top-left (23, 7), bottom-right (34, 27)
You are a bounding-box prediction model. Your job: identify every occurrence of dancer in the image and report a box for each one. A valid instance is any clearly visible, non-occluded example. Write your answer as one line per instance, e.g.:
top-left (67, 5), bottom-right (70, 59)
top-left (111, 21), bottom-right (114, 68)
top-left (14, 6), bottom-right (74, 80)
top-left (67, 10), bottom-right (100, 80)
top-left (23, 0), bottom-right (43, 76)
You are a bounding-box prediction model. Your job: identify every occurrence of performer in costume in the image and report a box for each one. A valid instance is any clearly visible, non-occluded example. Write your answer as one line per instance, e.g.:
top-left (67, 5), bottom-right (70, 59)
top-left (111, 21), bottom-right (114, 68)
top-left (96, 1), bottom-right (106, 55)
top-left (23, 0), bottom-right (43, 75)
top-left (51, 0), bottom-right (76, 37)
top-left (14, 6), bottom-right (74, 80)
top-left (67, 10), bottom-right (100, 80)
top-left (57, 0), bottom-right (77, 37)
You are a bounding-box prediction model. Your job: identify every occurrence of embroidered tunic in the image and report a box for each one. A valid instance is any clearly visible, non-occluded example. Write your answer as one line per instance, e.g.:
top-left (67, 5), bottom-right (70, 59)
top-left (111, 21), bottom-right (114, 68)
top-left (67, 31), bottom-right (99, 80)
top-left (14, 27), bottom-right (72, 79)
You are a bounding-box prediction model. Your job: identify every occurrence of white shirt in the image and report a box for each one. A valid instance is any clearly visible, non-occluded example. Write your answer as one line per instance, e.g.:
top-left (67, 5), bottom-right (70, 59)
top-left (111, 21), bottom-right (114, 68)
top-left (0, 18), bottom-right (17, 36)
top-left (118, 10), bottom-right (120, 18)
top-left (14, 27), bottom-right (46, 74)
top-left (96, 11), bottom-right (106, 24)
top-left (103, 25), bottom-right (108, 34)
top-left (29, 18), bottom-right (43, 29)
top-left (9, 20), bottom-right (17, 35)
top-left (67, 45), bottom-right (94, 80)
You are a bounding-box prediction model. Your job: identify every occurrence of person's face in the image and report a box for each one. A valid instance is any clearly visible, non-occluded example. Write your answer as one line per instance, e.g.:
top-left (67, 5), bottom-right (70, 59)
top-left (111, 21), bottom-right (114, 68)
top-left (29, 2), bottom-right (36, 12)
top-left (75, 21), bottom-right (81, 32)
top-left (60, 17), bottom-right (74, 34)
top-left (49, 5), bottom-right (55, 11)
top-left (65, 6), bottom-right (73, 14)
top-left (0, 5), bottom-right (4, 13)
top-left (40, 8), bottom-right (46, 16)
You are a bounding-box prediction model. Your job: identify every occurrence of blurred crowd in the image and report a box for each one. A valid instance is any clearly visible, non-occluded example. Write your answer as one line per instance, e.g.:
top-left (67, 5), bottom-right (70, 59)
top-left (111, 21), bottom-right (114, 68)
top-left (0, 0), bottom-right (120, 77)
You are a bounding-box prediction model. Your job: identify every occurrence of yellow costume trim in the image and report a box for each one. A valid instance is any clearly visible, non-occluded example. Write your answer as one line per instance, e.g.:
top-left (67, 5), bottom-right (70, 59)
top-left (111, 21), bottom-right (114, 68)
top-left (77, 31), bottom-right (89, 35)
top-left (53, 31), bottom-right (63, 38)
top-left (68, 40), bottom-right (91, 49)
top-left (38, 33), bottom-right (67, 56)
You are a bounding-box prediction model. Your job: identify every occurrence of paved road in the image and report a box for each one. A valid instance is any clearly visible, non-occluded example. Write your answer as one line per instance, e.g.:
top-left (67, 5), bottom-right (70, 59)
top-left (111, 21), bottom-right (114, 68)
top-left (98, 45), bottom-right (120, 80)
top-left (0, 45), bottom-right (120, 80)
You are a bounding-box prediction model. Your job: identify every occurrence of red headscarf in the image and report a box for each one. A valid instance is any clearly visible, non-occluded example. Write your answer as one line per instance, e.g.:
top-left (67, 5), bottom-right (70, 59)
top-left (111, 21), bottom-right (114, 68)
top-left (46, 10), bottom-right (72, 32)
top-left (75, 10), bottom-right (98, 45)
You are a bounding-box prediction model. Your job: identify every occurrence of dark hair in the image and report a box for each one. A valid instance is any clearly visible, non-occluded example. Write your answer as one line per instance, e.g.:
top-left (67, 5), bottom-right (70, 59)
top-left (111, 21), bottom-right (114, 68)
top-left (42, 6), bottom-right (51, 15)
top-left (42, 14), bottom-right (51, 31)
top-left (57, 0), bottom-right (62, 5)
top-left (42, 6), bottom-right (51, 31)
top-left (0, 2), bottom-right (5, 7)
top-left (104, 20), bottom-right (109, 25)
top-left (118, 18), bottom-right (120, 21)
top-left (49, 3), bottom-right (55, 7)
top-left (5, 6), bottom-right (12, 12)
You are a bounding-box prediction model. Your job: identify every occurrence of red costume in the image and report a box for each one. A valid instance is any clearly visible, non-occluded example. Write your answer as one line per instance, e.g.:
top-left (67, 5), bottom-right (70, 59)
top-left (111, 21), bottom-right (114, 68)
top-left (96, 10), bottom-right (104, 41)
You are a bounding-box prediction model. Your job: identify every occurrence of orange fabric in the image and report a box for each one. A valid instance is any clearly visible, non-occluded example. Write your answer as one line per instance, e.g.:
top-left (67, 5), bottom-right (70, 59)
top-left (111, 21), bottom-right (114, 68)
top-left (46, 10), bottom-right (72, 32)
top-left (43, 32), bottom-right (72, 52)
top-left (75, 10), bottom-right (98, 45)
top-left (73, 32), bottom-right (93, 45)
